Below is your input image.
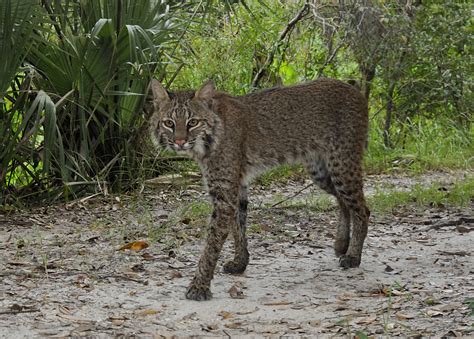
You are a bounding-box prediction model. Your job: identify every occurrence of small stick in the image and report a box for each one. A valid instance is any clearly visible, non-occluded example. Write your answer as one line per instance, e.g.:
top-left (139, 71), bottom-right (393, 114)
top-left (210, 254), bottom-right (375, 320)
top-left (0, 308), bottom-right (39, 315)
top-left (270, 183), bottom-right (313, 208)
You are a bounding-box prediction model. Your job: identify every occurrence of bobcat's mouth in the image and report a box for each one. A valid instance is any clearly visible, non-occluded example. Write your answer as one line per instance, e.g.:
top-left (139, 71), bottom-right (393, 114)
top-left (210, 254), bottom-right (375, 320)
top-left (170, 139), bottom-right (196, 152)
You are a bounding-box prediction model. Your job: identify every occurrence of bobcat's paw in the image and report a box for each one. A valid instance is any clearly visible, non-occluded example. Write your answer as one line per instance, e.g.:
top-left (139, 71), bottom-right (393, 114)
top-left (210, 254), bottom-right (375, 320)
top-left (223, 260), bottom-right (248, 274)
top-left (185, 283), bottom-right (212, 301)
top-left (334, 238), bottom-right (350, 257)
top-left (339, 255), bottom-right (361, 269)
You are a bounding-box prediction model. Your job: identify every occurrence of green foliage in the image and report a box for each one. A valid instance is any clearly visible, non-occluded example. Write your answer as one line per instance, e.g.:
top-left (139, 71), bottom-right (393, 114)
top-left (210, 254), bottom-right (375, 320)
top-left (173, 0), bottom-right (472, 175)
top-left (366, 117), bottom-right (473, 173)
top-left (369, 178), bottom-right (474, 212)
top-left (0, 0), bottom-right (42, 97)
top-left (0, 0), bottom-right (196, 203)
top-left (28, 1), bottom-right (171, 195)
top-left (1, 0), bottom-right (472, 204)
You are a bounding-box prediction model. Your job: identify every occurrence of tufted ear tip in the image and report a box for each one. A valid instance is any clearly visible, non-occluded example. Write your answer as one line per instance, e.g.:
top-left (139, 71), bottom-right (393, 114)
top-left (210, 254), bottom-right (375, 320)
top-left (195, 80), bottom-right (215, 100)
top-left (150, 79), bottom-right (170, 102)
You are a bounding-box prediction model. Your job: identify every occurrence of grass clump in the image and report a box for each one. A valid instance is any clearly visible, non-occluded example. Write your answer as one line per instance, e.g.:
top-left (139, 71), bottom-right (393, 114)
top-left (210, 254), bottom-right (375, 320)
top-left (257, 165), bottom-right (306, 187)
top-left (365, 119), bottom-right (473, 174)
top-left (369, 177), bottom-right (473, 212)
top-left (148, 200), bottom-right (211, 243)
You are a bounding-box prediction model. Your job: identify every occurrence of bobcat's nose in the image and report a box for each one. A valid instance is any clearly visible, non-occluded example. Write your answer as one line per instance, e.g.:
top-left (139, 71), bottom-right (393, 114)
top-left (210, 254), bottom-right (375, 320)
top-left (174, 139), bottom-right (187, 146)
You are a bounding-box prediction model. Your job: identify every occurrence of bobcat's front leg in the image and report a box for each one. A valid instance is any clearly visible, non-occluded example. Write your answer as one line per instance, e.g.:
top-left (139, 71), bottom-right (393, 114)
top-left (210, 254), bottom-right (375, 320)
top-left (223, 185), bottom-right (249, 274)
top-left (186, 185), bottom-right (238, 301)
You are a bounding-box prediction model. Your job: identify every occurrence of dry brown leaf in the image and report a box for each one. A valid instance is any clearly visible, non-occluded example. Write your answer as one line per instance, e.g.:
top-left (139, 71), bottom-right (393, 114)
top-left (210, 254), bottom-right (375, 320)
top-left (356, 315), bottom-right (377, 324)
top-left (263, 301), bottom-right (292, 306)
top-left (137, 309), bottom-right (159, 316)
top-left (395, 312), bottom-right (415, 320)
top-left (118, 241), bottom-right (149, 251)
top-left (7, 261), bottom-right (30, 266)
top-left (111, 319), bottom-right (125, 326)
top-left (228, 283), bottom-right (245, 299)
top-left (224, 322), bottom-right (243, 329)
top-left (109, 315), bottom-right (128, 321)
top-left (218, 310), bottom-right (235, 319)
top-left (57, 313), bottom-right (95, 324)
top-left (58, 305), bottom-right (74, 315)
top-left (141, 253), bottom-right (154, 260)
top-left (169, 271), bottom-right (183, 279)
top-left (338, 292), bottom-right (356, 301)
top-left (236, 307), bottom-right (259, 315)
top-left (203, 324), bottom-right (218, 332)
top-left (426, 309), bottom-right (444, 317)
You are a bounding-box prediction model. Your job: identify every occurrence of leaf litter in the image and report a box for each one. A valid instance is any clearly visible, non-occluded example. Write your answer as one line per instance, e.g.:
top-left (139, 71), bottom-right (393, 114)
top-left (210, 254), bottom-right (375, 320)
top-left (0, 171), bottom-right (473, 337)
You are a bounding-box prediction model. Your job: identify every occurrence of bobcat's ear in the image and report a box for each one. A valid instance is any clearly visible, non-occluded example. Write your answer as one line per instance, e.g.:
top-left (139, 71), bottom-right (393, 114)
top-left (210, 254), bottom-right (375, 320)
top-left (150, 79), bottom-right (170, 103)
top-left (195, 80), bottom-right (215, 100)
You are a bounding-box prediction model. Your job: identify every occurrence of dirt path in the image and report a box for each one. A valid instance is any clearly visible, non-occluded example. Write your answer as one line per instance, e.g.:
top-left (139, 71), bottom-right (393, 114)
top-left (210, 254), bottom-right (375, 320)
top-left (1, 172), bottom-right (473, 337)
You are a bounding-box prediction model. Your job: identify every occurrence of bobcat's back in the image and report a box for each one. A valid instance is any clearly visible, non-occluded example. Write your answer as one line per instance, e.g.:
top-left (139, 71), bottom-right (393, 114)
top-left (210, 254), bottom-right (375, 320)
top-left (214, 78), bottom-right (368, 178)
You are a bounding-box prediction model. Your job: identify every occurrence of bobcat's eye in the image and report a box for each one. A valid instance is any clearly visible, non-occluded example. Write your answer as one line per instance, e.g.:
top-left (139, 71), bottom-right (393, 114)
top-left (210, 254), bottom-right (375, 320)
top-left (187, 118), bottom-right (199, 128)
top-left (163, 120), bottom-right (174, 128)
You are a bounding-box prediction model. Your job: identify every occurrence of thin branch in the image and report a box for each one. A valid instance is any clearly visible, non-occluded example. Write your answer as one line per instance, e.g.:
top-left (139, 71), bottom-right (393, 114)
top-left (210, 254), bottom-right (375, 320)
top-left (251, 3), bottom-right (309, 89)
top-left (270, 183), bottom-right (313, 208)
top-left (40, 0), bottom-right (64, 41)
top-left (0, 308), bottom-right (40, 315)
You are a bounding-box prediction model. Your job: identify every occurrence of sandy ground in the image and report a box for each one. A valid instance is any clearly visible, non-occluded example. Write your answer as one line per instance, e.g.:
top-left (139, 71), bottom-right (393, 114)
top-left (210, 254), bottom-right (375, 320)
top-left (0, 171), bottom-right (473, 337)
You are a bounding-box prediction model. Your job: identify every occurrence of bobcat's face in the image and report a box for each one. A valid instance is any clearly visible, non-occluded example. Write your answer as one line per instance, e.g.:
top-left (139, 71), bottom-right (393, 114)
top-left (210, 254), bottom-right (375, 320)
top-left (150, 80), bottom-right (218, 156)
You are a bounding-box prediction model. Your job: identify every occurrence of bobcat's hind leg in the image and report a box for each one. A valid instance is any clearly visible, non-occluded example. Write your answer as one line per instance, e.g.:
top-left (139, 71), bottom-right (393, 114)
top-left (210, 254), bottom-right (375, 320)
top-left (223, 185), bottom-right (250, 274)
top-left (326, 157), bottom-right (369, 268)
top-left (334, 197), bottom-right (351, 257)
top-left (307, 159), bottom-right (351, 257)
top-left (338, 194), bottom-right (369, 268)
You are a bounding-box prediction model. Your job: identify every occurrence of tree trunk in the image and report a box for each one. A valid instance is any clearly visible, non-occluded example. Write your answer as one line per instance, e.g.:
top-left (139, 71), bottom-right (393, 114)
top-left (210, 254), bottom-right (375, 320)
top-left (383, 79), bottom-right (396, 148)
top-left (361, 64), bottom-right (376, 102)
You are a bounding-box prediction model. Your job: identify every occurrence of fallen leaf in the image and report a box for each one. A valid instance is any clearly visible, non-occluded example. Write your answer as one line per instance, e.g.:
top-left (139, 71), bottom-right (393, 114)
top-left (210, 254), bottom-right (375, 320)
top-left (57, 313), bottom-right (96, 324)
top-left (426, 309), bottom-right (444, 317)
top-left (338, 292), bottom-right (356, 301)
top-left (228, 283), bottom-right (245, 299)
top-left (141, 253), bottom-right (154, 260)
top-left (73, 324), bottom-right (96, 333)
top-left (456, 225), bottom-right (471, 233)
top-left (442, 330), bottom-right (462, 337)
top-left (263, 301), bottom-right (292, 306)
top-left (169, 271), bottom-right (183, 279)
top-left (395, 311), bottom-right (415, 320)
top-left (7, 261), bottom-right (30, 266)
top-left (202, 324), bottom-right (218, 332)
top-left (58, 305), bottom-right (74, 315)
top-left (433, 302), bottom-right (461, 312)
top-left (131, 264), bottom-right (145, 272)
top-left (218, 310), bottom-right (235, 319)
top-left (236, 307), bottom-right (259, 315)
top-left (86, 236), bottom-right (100, 243)
top-left (108, 315), bottom-right (129, 321)
top-left (391, 289), bottom-right (406, 296)
top-left (181, 312), bottom-right (197, 321)
top-left (136, 309), bottom-right (159, 316)
top-left (118, 241), bottom-right (149, 251)
top-left (224, 322), bottom-right (243, 329)
top-left (356, 315), bottom-right (377, 324)
top-left (111, 319), bottom-right (124, 326)
top-left (438, 250), bottom-right (470, 256)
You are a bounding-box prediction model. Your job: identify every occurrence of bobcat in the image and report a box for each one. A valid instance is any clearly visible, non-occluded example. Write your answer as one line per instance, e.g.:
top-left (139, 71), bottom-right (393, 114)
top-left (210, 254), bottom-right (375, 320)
top-left (149, 78), bottom-right (370, 301)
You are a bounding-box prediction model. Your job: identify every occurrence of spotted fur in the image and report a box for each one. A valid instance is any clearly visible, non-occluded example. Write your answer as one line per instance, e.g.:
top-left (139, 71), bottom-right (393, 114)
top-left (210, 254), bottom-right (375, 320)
top-left (149, 78), bottom-right (370, 301)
